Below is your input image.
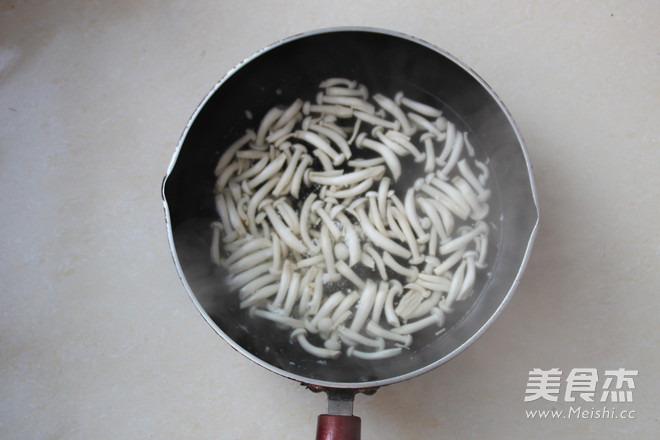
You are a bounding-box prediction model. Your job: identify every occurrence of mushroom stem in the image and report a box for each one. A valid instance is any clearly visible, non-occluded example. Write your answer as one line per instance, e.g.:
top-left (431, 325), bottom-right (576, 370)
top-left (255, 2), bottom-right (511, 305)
top-left (335, 260), bottom-right (366, 290)
top-left (326, 178), bottom-right (374, 199)
top-left (247, 152), bottom-right (287, 189)
top-left (373, 93), bottom-right (414, 135)
top-left (289, 155), bottom-right (313, 199)
top-left (309, 123), bottom-right (352, 159)
top-left (439, 222), bottom-right (488, 255)
top-left (347, 347), bottom-right (403, 360)
top-left (385, 130), bottom-right (426, 162)
top-left (366, 321), bottom-right (412, 346)
top-left (262, 201), bottom-right (307, 254)
top-left (292, 329), bottom-right (340, 359)
top-left (214, 129), bottom-right (256, 176)
top-left (253, 308), bottom-right (304, 328)
top-left (256, 107), bottom-right (284, 148)
top-left (349, 280), bottom-right (378, 332)
top-left (395, 92), bottom-right (443, 118)
top-left (354, 201), bottom-right (412, 259)
top-left (391, 308), bottom-right (445, 334)
top-left (384, 280), bottom-right (403, 327)
top-left (272, 144), bottom-right (306, 196)
top-left (355, 133), bottom-right (402, 181)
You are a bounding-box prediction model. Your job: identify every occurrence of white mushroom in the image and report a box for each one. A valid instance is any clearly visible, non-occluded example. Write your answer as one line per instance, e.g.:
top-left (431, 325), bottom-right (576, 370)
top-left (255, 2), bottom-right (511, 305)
top-left (309, 290), bottom-right (345, 332)
top-left (377, 177), bottom-right (391, 221)
top-left (289, 154), bottom-right (313, 198)
top-left (391, 308), bottom-right (445, 335)
top-left (272, 144), bottom-right (307, 196)
top-left (320, 225), bottom-right (336, 276)
top-left (367, 192), bottom-right (390, 239)
top-left (214, 129), bottom-right (256, 176)
top-left (232, 151), bottom-right (270, 182)
top-left (227, 260), bottom-right (274, 292)
top-left (354, 110), bottom-right (400, 130)
top-left (384, 280), bottom-right (403, 327)
top-left (282, 271), bottom-right (302, 316)
top-left (214, 162), bottom-right (241, 193)
top-left (463, 132), bottom-right (475, 157)
top-left (266, 117), bottom-right (299, 144)
top-left (346, 157), bottom-right (386, 168)
top-left (371, 281), bottom-right (390, 323)
top-left (309, 123), bottom-right (352, 159)
top-left (433, 247), bottom-right (466, 276)
top-left (252, 308), bottom-right (304, 328)
top-left (457, 159), bottom-right (491, 202)
top-left (335, 260), bottom-right (366, 290)
top-left (336, 212), bottom-right (361, 267)
top-left (303, 103), bottom-right (354, 118)
top-left (338, 325), bottom-right (384, 349)
top-left (390, 207), bottom-right (424, 265)
top-left (261, 200), bottom-right (307, 254)
top-left (438, 126), bottom-right (465, 178)
top-left (296, 266), bottom-right (319, 315)
top-left (429, 177), bottom-right (472, 217)
top-left (363, 243), bottom-right (388, 280)
top-left (446, 259), bottom-right (467, 307)
top-left (214, 192), bottom-right (234, 236)
top-left (319, 78), bottom-right (357, 88)
top-left (239, 272), bottom-right (280, 300)
top-left (247, 152), bottom-right (287, 189)
top-left (320, 94), bottom-right (376, 114)
top-left (312, 201), bottom-right (342, 240)
top-left (394, 92), bottom-right (443, 118)
top-left (331, 291), bottom-right (360, 322)
top-left (326, 178), bottom-right (374, 199)
top-left (273, 98), bottom-right (303, 130)
top-left (324, 84), bottom-right (368, 99)
top-left (308, 166), bottom-right (384, 187)
top-left (353, 199), bottom-right (412, 259)
top-left (347, 347), bottom-right (403, 360)
top-left (355, 133), bottom-right (402, 181)
top-left (407, 112), bottom-right (446, 141)
top-left (437, 121), bottom-right (456, 165)
top-left (395, 289), bottom-right (424, 320)
top-left (349, 280), bottom-right (378, 332)
top-left (474, 159), bottom-right (490, 186)
top-left (292, 328), bottom-right (340, 359)
top-left (239, 284), bottom-right (280, 309)
top-left (457, 254), bottom-right (476, 301)
top-left (366, 321), bottom-right (412, 346)
top-left (385, 130), bottom-right (426, 162)
top-left (453, 177), bottom-right (489, 220)
top-left (475, 233), bottom-right (489, 269)
top-left (439, 222), bottom-right (488, 255)
top-left (404, 188), bottom-right (430, 243)
top-left (256, 107), bottom-right (284, 148)
top-left (228, 248), bottom-right (274, 275)
top-left (418, 198), bottom-right (449, 243)
top-left (421, 133), bottom-right (436, 174)
top-left (373, 93), bottom-right (414, 135)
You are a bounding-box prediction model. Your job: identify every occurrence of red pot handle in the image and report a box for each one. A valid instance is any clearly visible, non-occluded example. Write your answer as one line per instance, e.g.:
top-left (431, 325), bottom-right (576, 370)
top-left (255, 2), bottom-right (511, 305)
top-left (316, 414), bottom-right (361, 440)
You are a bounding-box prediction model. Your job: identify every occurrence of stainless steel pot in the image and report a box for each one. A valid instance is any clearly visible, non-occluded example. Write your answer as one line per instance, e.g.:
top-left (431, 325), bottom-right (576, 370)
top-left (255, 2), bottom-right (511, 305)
top-left (162, 27), bottom-right (539, 439)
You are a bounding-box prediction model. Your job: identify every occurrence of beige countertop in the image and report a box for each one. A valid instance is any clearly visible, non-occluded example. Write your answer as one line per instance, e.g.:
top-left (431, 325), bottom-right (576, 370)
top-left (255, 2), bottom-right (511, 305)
top-left (1, 1), bottom-right (658, 439)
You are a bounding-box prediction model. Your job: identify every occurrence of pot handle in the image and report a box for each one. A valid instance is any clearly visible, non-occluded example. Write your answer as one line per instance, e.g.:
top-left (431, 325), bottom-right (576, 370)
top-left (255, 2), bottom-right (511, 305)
top-left (314, 389), bottom-right (362, 440)
top-left (316, 414), bottom-right (361, 440)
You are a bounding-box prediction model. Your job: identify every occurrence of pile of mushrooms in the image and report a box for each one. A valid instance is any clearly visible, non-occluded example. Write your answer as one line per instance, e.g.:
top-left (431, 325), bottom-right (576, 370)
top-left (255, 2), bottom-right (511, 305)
top-left (210, 78), bottom-right (491, 360)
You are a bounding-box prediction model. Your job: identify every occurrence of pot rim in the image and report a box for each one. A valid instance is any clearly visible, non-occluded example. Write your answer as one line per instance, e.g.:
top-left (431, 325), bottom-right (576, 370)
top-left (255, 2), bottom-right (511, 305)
top-left (162, 26), bottom-right (539, 389)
